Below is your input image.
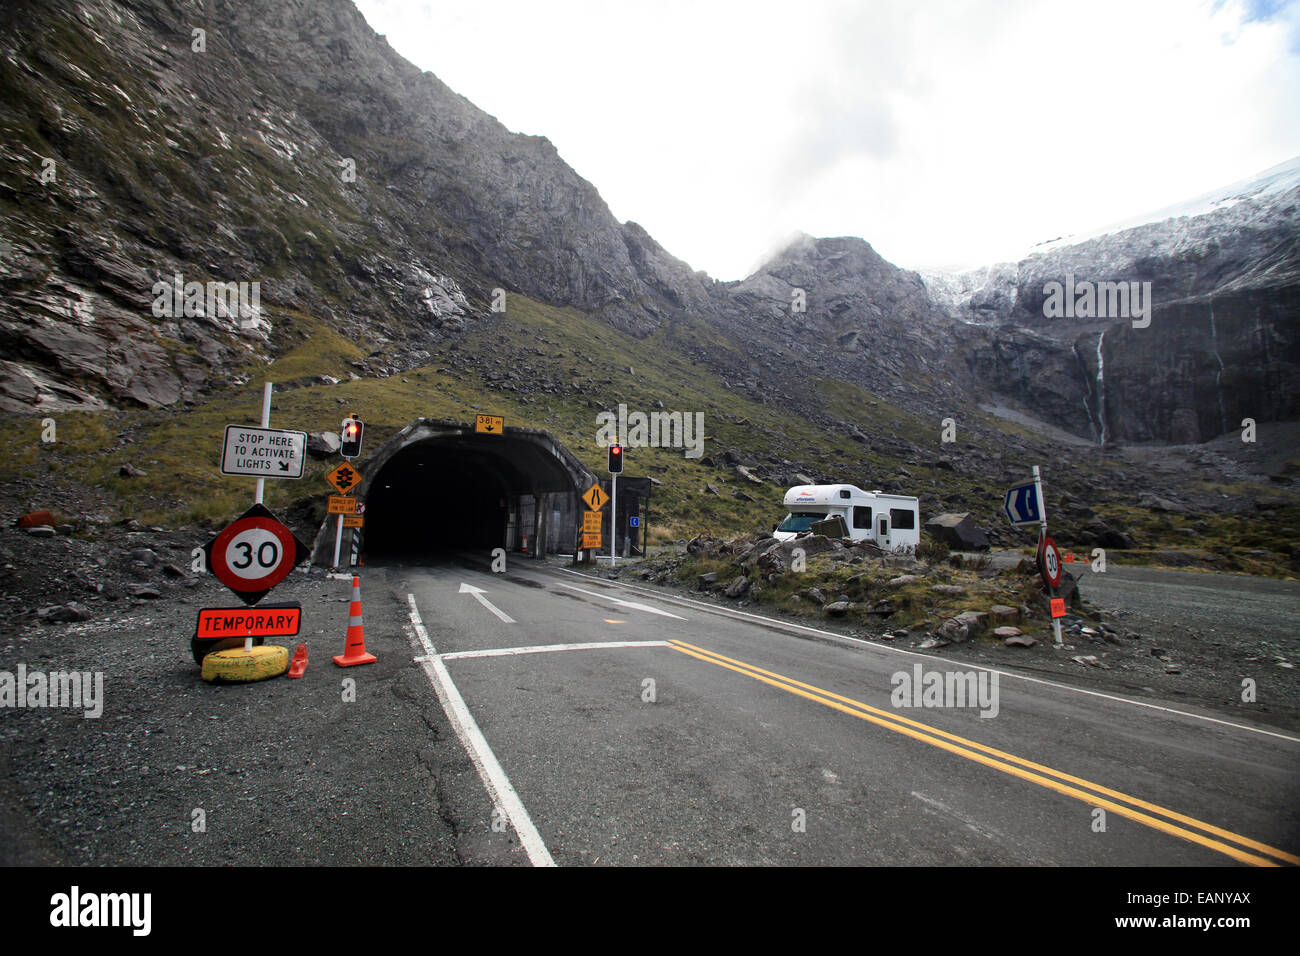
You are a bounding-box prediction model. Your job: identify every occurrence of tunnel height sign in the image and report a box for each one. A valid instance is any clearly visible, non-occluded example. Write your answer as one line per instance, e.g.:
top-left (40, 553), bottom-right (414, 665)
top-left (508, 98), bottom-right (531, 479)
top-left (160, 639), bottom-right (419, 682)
top-left (221, 425), bottom-right (306, 479)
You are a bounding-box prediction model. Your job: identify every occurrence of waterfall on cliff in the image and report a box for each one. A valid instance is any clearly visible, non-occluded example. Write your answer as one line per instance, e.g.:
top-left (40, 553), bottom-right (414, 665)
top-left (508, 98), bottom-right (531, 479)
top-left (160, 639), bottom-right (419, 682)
top-left (1095, 329), bottom-right (1108, 445)
top-left (1209, 298), bottom-right (1229, 436)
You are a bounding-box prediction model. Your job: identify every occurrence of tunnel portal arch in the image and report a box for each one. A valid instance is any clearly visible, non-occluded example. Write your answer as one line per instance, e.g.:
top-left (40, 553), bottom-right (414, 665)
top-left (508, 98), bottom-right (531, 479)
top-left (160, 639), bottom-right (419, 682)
top-left (311, 419), bottom-right (598, 565)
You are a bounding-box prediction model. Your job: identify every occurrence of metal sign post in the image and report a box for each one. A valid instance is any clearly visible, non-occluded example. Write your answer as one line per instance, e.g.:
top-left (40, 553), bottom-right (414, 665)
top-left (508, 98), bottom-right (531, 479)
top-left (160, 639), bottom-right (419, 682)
top-left (1033, 465), bottom-right (1063, 647)
top-left (254, 383), bottom-right (272, 506)
top-left (251, 382), bottom-right (270, 649)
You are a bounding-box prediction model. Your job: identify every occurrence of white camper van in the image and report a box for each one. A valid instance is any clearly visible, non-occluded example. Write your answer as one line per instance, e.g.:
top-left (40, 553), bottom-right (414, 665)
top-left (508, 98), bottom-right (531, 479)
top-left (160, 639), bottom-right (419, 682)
top-left (774, 484), bottom-right (920, 551)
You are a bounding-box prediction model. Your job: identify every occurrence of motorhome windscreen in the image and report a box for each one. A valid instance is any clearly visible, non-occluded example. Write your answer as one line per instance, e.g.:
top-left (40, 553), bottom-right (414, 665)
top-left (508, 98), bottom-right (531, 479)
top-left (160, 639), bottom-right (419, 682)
top-left (777, 512), bottom-right (826, 533)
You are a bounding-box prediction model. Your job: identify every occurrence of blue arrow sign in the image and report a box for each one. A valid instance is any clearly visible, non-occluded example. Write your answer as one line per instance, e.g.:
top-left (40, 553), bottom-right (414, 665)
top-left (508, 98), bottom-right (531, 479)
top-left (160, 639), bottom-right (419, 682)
top-left (1004, 481), bottom-right (1043, 525)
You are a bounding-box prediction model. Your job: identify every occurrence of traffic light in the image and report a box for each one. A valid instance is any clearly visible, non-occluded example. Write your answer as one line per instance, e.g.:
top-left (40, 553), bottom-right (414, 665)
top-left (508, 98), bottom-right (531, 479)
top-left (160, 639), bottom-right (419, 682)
top-left (608, 443), bottom-right (623, 474)
top-left (341, 416), bottom-right (364, 459)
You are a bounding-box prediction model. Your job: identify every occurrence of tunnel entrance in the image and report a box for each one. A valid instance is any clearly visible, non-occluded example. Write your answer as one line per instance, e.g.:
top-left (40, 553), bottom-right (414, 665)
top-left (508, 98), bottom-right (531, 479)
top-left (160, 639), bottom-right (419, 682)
top-left (310, 419), bottom-right (597, 565)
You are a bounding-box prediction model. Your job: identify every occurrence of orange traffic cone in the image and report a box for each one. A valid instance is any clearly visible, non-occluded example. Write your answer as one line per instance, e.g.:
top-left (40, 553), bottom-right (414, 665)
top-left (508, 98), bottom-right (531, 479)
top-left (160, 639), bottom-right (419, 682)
top-left (288, 643), bottom-right (308, 678)
top-left (334, 576), bottom-right (377, 667)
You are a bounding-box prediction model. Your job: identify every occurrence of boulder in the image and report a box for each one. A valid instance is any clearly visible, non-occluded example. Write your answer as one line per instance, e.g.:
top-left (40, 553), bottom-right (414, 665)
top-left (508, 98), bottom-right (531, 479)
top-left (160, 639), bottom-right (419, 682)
top-left (724, 575), bottom-right (750, 599)
top-left (988, 604), bottom-right (1019, 624)
top-left (38, 602), bottom-right (92, 623)
top-left (924, 513), bottom-right (990, 551)
top-left (307, 431), bottom-right (342, 458)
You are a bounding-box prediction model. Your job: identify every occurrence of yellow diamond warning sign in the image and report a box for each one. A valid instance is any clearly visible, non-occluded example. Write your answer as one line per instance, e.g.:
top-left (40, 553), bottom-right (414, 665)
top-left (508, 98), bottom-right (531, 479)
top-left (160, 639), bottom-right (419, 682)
top-left (582, 483), bottom-right (609, 511)
top-left (326, 461), bottom-right (363, 494)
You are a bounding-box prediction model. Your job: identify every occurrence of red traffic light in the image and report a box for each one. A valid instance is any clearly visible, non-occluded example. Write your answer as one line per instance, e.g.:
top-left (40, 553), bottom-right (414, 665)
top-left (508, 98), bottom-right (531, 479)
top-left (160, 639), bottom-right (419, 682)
top-left (341, 416), bottom-right (364, 459)
top-left (608, 443), bottom-right (623, 474)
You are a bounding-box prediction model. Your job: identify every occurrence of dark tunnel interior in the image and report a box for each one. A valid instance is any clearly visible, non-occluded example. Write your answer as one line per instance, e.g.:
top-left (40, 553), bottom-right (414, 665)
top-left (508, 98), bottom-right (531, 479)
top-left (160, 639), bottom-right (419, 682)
top-left (359, 431), bottom-right (581, 562)
top-left (364, 442), bottom-right (510, 558)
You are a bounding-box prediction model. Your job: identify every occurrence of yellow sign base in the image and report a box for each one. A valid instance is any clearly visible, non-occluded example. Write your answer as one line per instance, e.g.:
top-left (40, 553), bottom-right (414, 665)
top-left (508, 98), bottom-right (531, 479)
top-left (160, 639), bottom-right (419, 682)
top-left (201, 645), bottom-right (290, 683)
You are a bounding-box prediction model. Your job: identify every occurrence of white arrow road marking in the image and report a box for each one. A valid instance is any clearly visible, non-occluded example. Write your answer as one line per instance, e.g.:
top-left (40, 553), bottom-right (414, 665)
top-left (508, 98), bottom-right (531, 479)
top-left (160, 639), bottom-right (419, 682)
top-left (406, 595), bottom-right (553, 867)
top-left (459, 582), bottom-right (515, 623)
top-left (552, 581), bottom-right (687, 620)
top-left (441, 640), bottom-right (670, 661)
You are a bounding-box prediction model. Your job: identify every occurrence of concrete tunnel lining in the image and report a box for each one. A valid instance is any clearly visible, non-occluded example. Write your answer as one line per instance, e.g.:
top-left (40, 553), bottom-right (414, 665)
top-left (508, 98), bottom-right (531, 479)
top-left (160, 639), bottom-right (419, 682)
top-left (310, 418), bottom-right (598, 564)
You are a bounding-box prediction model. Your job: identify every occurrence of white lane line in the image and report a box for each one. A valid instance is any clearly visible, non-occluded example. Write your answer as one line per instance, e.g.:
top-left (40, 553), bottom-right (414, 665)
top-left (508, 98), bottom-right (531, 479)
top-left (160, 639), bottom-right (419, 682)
top-left (459, 582), bottom-right (516, 623)
top-left (442, 640), bottom-right (670, 661)
top-left (552, 567), bottom-right (1300, 745)
top-left (551, 581), bottom-right (687, 620)
top-left (406, 594), bottom-right (554, 867)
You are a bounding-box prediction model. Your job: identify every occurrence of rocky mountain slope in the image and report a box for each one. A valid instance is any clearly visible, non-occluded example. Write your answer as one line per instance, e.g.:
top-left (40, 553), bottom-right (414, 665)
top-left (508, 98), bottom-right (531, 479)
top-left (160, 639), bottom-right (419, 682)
top-left (0, 0), bottom-right (1297, 578)
top-left (2, 0), bottom-right (1294, 456)
top-left (924, 160), bottom-right (1300, 445)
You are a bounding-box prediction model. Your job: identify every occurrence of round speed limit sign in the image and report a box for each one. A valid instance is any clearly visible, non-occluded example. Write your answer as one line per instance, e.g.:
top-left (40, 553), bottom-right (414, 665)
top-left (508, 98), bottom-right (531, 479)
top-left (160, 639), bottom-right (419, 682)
top-left (1038, 535), bottom-right (1063, 590)
top-left (205, 504), bottom-right (308, 605)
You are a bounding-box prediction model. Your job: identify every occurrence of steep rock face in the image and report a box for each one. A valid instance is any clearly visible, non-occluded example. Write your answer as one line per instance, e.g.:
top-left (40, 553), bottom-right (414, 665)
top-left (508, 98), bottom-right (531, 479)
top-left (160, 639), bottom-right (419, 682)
top-left (726, 235), bottom-right (963, 406)
top-left (931, 171), bottom-right (1300, 444)
top-left (0, 0), bottom-right (711, 412)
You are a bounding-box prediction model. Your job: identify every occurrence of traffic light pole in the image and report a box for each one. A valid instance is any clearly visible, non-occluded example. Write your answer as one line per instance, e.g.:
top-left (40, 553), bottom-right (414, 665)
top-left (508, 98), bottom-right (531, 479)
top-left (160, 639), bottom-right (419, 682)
top-left (609, 473), bottom-right (618, 569)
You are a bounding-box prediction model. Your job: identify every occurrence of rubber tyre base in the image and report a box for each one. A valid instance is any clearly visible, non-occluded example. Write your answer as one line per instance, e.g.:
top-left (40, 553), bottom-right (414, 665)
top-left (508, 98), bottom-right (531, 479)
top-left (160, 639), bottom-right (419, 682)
top-left (191, 635), bottom-right (265, 666)
top-left (201, 645), bottom-right (290, 683)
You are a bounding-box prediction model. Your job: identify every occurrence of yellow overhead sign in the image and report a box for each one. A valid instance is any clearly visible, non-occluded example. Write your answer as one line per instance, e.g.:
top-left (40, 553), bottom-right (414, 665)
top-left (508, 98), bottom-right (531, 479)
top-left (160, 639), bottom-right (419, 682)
top-left (475, 415), bottom-right (504, 435)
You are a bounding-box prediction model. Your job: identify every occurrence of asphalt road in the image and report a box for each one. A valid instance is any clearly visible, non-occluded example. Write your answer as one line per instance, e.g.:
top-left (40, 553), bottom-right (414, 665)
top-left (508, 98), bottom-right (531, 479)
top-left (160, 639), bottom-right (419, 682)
top-left (380, 558), bottom-right (1300, 867)
top-left (1079, 564), bottom-right (1300, 648)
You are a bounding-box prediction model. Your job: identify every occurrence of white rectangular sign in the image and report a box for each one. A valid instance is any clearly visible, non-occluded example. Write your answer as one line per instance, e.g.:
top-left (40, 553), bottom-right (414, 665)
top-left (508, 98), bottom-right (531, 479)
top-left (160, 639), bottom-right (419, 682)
top-left (221, 425), bottom-right (307, 479)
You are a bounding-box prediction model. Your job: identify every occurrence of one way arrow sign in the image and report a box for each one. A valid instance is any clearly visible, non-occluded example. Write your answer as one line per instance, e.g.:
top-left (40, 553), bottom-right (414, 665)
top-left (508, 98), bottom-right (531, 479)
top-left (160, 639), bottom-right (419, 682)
top-left (1004, 480), bottom-right (1044, 526)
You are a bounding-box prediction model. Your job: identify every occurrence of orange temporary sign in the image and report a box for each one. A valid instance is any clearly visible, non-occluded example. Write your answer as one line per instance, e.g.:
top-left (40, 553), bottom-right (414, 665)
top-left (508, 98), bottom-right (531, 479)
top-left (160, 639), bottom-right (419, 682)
top-left (342, 515), bottom-right (364, 528)
top-left (1049, 598), bottom-right (1066, 618)
top-left (195, 604), bottom-right (302, 640)
top-left (582, 532), bottom-right (602, 549)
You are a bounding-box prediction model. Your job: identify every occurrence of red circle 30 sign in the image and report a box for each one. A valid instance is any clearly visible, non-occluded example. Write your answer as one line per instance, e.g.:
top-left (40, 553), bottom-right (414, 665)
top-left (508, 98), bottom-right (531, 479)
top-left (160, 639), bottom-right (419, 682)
top-left (204, 504), bottom-right (309, 605)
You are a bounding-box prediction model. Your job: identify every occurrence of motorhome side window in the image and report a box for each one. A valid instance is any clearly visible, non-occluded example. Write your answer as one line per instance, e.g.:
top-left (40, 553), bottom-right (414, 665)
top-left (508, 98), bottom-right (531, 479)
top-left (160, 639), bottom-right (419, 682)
top-left (889, 508), bottom-right (915, 530)
top-left (853, 506), bottom-right (872, 529)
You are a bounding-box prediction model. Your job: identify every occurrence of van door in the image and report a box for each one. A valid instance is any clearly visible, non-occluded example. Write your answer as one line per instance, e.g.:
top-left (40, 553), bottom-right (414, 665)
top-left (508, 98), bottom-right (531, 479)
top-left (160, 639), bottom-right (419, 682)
top-left (877, 513), bottom-right (891, 548)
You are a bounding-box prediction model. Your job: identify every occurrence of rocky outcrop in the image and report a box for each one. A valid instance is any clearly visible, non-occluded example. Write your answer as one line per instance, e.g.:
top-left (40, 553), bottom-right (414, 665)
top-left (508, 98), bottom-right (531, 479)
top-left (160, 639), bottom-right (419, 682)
top-left (931, 165), bottom-right (1300, 444)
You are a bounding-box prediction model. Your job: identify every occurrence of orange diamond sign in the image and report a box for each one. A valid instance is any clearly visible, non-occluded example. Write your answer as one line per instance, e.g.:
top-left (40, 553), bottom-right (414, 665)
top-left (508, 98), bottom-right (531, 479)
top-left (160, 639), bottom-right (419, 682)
top-left (326, 461), bottom-right (363, 494)
top-left (582, 484), bottom-right (609, 511)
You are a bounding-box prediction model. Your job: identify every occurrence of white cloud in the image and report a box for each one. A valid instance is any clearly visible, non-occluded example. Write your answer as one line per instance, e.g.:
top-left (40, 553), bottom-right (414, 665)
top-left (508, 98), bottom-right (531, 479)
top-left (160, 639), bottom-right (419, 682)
top-left (355, 0), bottom-right (1300, 278)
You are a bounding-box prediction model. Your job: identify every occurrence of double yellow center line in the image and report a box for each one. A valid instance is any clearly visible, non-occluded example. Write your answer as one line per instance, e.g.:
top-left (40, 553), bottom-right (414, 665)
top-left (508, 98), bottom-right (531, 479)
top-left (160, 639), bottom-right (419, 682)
top-left (669, 640), bottom-right (1297, 867)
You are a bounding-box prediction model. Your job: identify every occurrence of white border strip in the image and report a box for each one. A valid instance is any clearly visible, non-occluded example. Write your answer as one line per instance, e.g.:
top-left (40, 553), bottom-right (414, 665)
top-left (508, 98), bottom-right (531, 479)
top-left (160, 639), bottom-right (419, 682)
top-left (552, 567), bottom-right (1300, 745)
top-left (406, 594), bottom-right (556, 867)
top-left (442, 640), bottom-right (670, 661)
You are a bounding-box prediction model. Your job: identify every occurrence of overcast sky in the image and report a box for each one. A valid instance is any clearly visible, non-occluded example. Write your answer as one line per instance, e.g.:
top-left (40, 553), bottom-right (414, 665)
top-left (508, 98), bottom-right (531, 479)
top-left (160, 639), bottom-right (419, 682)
top-left (354, 0), bottom-right (1300, 279)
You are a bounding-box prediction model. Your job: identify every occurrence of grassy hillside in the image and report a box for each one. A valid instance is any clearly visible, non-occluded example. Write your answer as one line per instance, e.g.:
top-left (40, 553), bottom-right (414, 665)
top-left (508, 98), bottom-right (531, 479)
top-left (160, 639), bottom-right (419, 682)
top-left (4, 294), bottom-right (1297, 577)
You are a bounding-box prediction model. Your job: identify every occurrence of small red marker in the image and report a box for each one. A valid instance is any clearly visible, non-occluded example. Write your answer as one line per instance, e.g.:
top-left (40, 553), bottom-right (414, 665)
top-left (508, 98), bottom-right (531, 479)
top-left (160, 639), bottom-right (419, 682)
top-left (288, 643), bottom-right (308, 678)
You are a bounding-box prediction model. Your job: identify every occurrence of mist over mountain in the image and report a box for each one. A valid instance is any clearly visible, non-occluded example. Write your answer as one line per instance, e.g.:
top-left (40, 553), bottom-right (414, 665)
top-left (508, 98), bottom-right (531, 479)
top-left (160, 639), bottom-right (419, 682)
top-left (0, 0), bottom-right (1296, 452)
